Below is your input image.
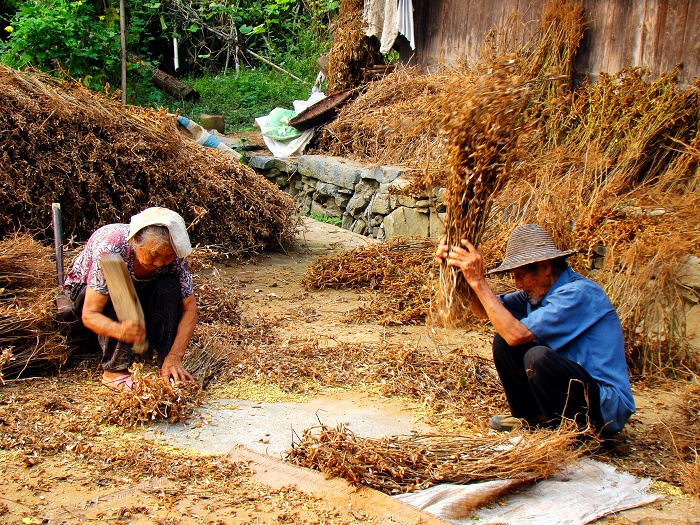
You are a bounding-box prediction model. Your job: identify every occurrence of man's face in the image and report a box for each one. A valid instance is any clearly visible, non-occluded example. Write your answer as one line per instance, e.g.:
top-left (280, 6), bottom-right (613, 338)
top-left (511, 262), bottom-right (554, 305)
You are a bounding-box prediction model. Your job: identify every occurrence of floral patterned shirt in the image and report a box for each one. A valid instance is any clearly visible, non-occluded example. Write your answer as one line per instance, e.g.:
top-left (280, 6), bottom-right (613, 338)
top-left (65, 223), bottom-right (194, 299)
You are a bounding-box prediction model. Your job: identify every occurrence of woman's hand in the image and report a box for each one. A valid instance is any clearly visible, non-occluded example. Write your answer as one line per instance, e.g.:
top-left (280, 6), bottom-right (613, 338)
top-left (161, 354), bottom-right (194, 383)
top-left (117, 319), bottom-right (146, 345)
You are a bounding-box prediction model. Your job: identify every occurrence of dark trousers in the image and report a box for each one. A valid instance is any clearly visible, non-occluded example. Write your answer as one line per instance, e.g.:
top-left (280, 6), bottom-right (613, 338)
top-left (492, 334), bottom-right (606, 434)
top-left (71, 275), bottom-right (183, 372)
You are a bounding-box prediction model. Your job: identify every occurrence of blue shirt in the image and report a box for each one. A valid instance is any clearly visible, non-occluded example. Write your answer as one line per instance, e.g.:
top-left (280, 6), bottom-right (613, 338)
top-left (500, 267), bottom-right (635, 433)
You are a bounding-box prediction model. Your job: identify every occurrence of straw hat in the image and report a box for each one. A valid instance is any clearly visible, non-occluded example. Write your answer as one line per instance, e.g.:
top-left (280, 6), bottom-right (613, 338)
top-left (127, 207), bottom-right (192, 259)
top-left (487, 224), bottom-right (575, 274)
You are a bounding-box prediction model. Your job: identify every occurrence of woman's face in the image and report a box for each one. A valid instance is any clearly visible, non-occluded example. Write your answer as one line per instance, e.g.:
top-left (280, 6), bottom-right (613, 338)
top-left (135, 239), bottom-right (176, 272)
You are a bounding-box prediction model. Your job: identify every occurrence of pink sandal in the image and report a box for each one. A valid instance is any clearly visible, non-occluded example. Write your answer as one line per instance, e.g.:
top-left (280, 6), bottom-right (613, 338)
top-left (101, 374), bottom-right (134, 392)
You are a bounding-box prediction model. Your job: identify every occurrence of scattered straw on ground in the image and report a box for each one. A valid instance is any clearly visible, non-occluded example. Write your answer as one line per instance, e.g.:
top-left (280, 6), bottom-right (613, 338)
top-left (103, 363), bottom-right (204, 427)
top-left (303, 237), bottom-right (437, 325)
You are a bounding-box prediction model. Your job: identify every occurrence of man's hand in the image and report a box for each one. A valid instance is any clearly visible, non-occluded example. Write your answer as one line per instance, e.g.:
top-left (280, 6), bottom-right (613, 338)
top-left (161, 354), bottom-right (194, 384)
top-left (436, 238), bottom-right (486, 288)
top-left (447, 239), bottom-right (486, 288)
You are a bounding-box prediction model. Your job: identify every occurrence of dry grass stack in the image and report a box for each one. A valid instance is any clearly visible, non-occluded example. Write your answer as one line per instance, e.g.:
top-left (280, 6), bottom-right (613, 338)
top-left (435, 65), bottom-right (534, 326)
top-left (0, 65), bottom-right (298, 252)
top-left (316, 66), bottom-right (457, 172)
top-left (303, 237), bottom-right (437, 325)
top-left (325, 0), bottom-right (379, 92)
top-left (0, 234), bottom-right (68, 380)
top-left (287, 425), bottom-right (583, 495)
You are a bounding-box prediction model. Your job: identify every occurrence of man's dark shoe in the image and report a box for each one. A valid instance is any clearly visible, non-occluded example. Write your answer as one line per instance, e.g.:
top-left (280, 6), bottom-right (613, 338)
top-left (490, 414), bottom-right (528, 432)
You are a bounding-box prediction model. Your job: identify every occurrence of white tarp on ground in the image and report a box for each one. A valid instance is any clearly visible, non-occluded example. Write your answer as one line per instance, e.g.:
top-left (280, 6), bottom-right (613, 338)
top-left (395, 459), bottom-right (662, 525)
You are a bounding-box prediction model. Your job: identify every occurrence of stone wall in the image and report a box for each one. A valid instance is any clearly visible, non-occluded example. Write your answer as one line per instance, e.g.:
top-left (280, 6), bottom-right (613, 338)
top-left (247, 154), bottom-right (446, 240)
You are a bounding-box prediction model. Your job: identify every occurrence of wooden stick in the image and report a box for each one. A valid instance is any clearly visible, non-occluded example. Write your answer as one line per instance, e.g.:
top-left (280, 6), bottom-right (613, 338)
top-left (100, 254), bottom-right (149, 355)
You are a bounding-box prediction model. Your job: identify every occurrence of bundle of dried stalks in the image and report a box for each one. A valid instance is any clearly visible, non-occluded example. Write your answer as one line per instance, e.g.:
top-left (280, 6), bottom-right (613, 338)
top-left (325, 0), bottom-right (379, 92)
top-left (102, 364), bottom-right (203, 427)
top-left (0, 66), bottom-right (298, 253)
top-left (303, 237), bottom-right (436, 325)
top-left (435, 64), bottom-right (534, 326)
top-left (0, 234), bottom-right (69, 379)
top-left (286, 424), bottom-right (583, 494)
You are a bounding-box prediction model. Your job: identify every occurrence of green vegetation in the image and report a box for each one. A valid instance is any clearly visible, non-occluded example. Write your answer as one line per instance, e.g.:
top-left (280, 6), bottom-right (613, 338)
top-left (1, 0), bottom-right (335, 123)
top-left (309, 212), bottom-right (342, 227)
top-left (145, 29), bottom-right (327, 132)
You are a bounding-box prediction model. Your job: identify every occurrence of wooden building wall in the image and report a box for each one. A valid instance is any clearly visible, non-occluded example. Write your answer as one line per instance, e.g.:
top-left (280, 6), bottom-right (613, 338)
top-left (397, 0), bottom-right (700, 85)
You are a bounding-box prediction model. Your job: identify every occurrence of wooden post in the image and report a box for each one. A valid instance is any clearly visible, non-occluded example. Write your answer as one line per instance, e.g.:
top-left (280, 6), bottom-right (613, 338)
top-left (119, 0), bottom-right (127, 105)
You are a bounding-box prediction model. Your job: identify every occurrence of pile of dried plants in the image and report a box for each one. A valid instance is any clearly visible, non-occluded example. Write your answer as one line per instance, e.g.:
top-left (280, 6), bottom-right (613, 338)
top-left (303, 237), bottom-right (437, 325)
top-left (665, 383), bottom-right (700, 496)
top-left (0, 369), bottom-right (245, 484)
top-left (102, 364), bottom-right (204, 427)
top-left (0, 234), bottom-right (68, 379)
top-left (325, 0), bottom-right (379, 92)
top-left (286, 424), bottom-right (583, 494)
top-left (0, 65), bottom-right (298, 253)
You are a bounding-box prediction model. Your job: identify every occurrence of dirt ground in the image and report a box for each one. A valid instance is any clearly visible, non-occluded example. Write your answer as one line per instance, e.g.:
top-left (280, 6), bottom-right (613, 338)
top-left (1, 218), bottom-right (698, 525)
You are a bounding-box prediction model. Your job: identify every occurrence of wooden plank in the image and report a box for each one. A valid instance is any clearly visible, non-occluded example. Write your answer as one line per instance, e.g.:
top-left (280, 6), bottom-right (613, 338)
top-left (100, 254), bottom-right (149, 355)
top-left (406, 0), bottom-right (700, 82)
top-left (229, 445), bottom-right (454, 525)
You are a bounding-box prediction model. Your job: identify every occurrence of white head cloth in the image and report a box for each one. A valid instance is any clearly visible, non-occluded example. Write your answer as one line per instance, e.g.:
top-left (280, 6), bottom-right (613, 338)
top-left (127, 207), bottom-right (192, 259)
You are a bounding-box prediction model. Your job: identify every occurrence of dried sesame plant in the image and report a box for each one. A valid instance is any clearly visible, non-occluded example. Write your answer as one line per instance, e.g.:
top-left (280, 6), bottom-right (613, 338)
top-left (0, 234), bottom-right (68, 379)
top-left (325, 0), bottom-right (379, 92)
top-left (102, 363), bottom-right (203, 427)
top-left (434, 65), bottom-right (534, 326)
top-left (664, 383), bottom-right (700, 496)
top-left (286, 424), bottom-right (583, 495)
top-left (303, 237), bottom-right (437, 325)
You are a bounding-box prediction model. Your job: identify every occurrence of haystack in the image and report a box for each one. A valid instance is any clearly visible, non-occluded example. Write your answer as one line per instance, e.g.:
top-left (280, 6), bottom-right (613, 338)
top-left (0, 65), bottom-right (298, 253)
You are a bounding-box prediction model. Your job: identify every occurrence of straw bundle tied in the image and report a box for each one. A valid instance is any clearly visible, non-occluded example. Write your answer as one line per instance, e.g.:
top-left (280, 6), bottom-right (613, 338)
top-left (0, 234), bottom-right (68, 380)
top-left (435, 65), bottom-right (534, 326)
top-left (286, 424), bottom-right (583, 495)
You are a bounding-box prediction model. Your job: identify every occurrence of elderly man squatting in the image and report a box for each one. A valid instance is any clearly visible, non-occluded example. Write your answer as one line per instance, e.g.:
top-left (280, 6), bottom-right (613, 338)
top-left (65, 207), bottom-right (197, 391)
top-left (435, 224), bottom-right (635, 436)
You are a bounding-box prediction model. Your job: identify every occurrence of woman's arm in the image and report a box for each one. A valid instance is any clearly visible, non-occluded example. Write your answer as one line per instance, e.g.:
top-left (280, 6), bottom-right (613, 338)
top-left (160, 294), bottom-right (197, 382)
top-left (81, 286), bottom-right (146, 344)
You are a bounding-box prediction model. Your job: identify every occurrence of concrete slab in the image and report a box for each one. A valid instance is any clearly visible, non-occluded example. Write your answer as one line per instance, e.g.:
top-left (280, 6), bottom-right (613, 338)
top-left (150, 390), bottom-right (433, 459)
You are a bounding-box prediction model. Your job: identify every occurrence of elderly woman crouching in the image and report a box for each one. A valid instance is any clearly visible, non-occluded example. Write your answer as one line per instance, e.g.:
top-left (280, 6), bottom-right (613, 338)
top-left (65, 207), bottom-right (197, 391)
